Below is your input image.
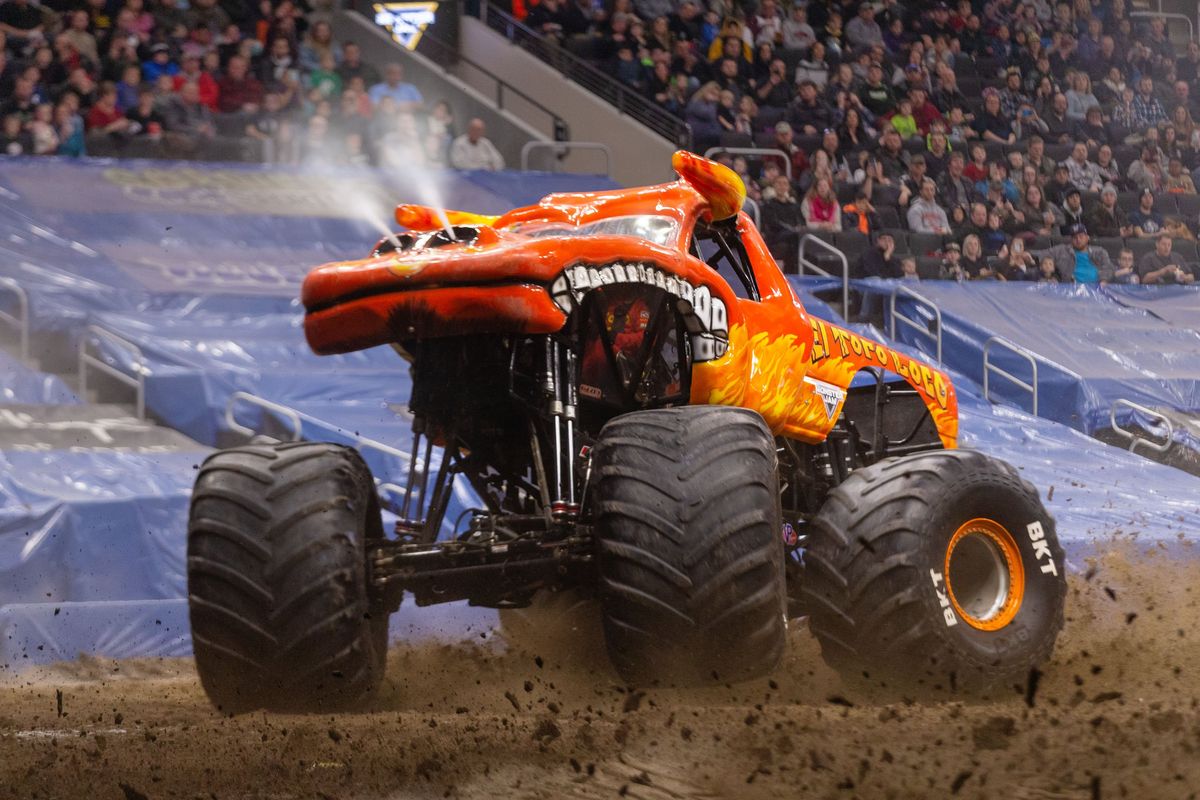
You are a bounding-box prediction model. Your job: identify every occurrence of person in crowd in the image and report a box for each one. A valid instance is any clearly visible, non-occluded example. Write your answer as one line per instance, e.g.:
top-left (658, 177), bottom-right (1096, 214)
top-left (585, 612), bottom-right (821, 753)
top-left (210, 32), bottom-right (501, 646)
top-left (449, 117), bottom-right (504, 171)
top-left (1165, 156), bottom-right (1196, 194)
top-left (217, 55), bottom-right (263, 115)
top-left (1036, 223), bottom-right (1115, 283)
top-left (369, 62), bottom-right (422, 112)
top-left (1113, 248), bottom-right (1140, 285)
top-left (1128, 189), bottom-right (1165, 237)
top-left (959, 234), bottom-right (995, 279)
top-left (856, 232), bottom-right (900, 278)
top-left (1015, 182), bottom-right (1062, 236)
top-left (1127, 145), bottom-right (1164, 192)
top-left (801, 176), bottom-right (841, 231)
top-left (939, 241), bottom-right (966, 281)
top-left (1058, 187), bottom-right (1086, 233)
top-left (1138, 234), bottom-right (1196, 284)
top-left (1085, 185), bottom-right (1132, 238)
top-left (1065, 142), bottom-right (1103, 193)
top-left (760, 174), bottom-right (803, 253)
top-left (907, 178), bottom-right (951, 234)
top-left (1002, 237), bottom-right (1037, 281)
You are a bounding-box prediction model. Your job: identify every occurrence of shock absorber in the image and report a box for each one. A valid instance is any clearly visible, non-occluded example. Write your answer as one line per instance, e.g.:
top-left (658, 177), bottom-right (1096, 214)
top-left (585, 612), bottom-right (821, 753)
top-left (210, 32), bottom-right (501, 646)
top-left (546, 338), bottom-right (580, 521)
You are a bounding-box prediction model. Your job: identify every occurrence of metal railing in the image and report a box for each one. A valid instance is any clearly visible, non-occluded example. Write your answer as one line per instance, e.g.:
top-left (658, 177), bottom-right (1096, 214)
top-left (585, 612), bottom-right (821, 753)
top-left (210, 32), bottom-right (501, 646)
top-left (225, 391), bottom-right (411, 509)
top-left (888, 284), bottom-right (942, 365)
top-left (982, 336), bottom-right (1039, 416)
top-left (415, 29), bottom-right (568, 141)
top-left (797, 234), bottom-right (850, 321)
top-left (78, 325), bottom-right (147, 419)
top-left (473, 0), bottom-right (693, 148)
top-left (0, 277), bottom-right (29, 361)
top-left (703, 147), bottom-right (793, 180)
top-left (520, 141), bottom-right (613, 177)
top-left (1110, 398), bottom-right (1175, 456)
top-left (1130, 11), bottom-right (1195, 46)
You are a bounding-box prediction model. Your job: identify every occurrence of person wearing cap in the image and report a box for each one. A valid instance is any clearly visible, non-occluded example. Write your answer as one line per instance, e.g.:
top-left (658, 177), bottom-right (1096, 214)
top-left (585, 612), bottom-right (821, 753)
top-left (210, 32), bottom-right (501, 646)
top-left (939, 241), bottom-right (967, 280)
top-left (1138, 234), bottom-right (1195, 284)
top-left (1085, 184), bottom-right (1132, 238)
top-left (1128, 189), bottom-right (1165, 237)
top-left (142, 42), bottom-right (179, 82)
top-left (760, 120), bottom-right (809, 179)
top-left (1058, 187), bottom-right (1086, 234)
top-left (857, 63), bottom-right (895, 117)
top-left (1034, 223), bottom-right (1115, 284)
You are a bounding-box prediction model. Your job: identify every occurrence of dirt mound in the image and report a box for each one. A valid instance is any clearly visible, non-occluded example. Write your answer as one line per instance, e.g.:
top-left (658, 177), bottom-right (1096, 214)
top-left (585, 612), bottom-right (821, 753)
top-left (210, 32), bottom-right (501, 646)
top-left (2, 548), bottom-right (1199, 799)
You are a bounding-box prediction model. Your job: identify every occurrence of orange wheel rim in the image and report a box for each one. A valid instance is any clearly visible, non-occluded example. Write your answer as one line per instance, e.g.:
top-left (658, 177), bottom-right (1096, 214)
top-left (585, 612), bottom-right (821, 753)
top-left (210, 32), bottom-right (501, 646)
top-left (944, 517), bottom-right (1024, 631)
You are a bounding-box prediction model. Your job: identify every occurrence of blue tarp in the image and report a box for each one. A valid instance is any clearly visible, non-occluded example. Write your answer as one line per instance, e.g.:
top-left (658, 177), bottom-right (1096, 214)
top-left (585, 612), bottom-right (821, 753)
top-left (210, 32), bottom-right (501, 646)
top-left (0, 157), bottom-right (619, 331)
top-left (0, 449), bottom-right (202, 606)
top-left (871, 281), bottom-right (1200, 432)
top-left (0, 350), bottom-right (80, 405)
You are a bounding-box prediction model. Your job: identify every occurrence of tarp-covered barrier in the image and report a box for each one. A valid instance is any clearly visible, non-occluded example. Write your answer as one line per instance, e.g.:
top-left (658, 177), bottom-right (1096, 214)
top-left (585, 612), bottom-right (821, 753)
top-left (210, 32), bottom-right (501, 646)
top-left (870, 281), bottom-right (1200, 433)
top-left (0, 156), bottom-right (619, 330)
top-left (0, 350), bottom-right (79, 405)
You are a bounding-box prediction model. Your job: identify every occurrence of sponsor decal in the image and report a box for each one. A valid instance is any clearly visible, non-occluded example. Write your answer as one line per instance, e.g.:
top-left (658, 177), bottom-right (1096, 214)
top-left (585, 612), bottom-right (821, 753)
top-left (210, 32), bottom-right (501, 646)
top-left (803, 376), bottom-right (846, 420)
top-left (373, 2), bottom-right (438, 50)
top-left (781, 522), bottom-right (799, 547)
top-left (809, 317), bottom-right (949, 410)
top-left (1026, 521), bottom-right (1058, 576)
top-left (929, 569), bottom-right (958, 627)
top-left (578, 384), bottom-right (603, 399)
top-left (550, 262), bottom-right (730, 362)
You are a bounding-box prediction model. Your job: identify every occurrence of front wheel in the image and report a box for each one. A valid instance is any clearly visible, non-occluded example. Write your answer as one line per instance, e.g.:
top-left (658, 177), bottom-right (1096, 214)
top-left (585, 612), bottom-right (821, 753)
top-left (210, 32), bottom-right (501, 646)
top-left (187, 442), bottom-right (389, 713)
top-left (591, 406), bottom-right (788, 686)
top-left (801, 449), bottom-right (1066, 695)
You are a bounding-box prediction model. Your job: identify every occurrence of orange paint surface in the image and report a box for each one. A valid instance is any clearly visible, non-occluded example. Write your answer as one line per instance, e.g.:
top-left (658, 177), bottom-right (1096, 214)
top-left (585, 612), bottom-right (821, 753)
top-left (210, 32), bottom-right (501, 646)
top-left (303, 151), bottom-right (957, 449)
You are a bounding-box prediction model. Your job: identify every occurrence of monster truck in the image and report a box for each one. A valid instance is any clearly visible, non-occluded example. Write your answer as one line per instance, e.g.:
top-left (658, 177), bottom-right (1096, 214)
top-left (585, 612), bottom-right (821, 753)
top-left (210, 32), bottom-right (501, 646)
top-left (187, 152), bottom-right (1066, 711)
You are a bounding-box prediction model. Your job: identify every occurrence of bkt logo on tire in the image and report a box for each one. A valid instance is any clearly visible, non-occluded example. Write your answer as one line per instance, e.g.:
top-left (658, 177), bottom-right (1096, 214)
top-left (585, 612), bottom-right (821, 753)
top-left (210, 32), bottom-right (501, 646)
top-left (1026, 521), bottom-right (1058, 576)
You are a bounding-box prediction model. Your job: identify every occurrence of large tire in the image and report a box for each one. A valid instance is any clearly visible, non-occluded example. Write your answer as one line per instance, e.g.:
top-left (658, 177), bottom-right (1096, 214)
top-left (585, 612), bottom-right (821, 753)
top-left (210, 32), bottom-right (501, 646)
top-left (801, 449), bottom-right (1066, 695)
top-left (187, 442), bottom-right (389, 713)
top-left (591, 406), bottom-right (787, 685)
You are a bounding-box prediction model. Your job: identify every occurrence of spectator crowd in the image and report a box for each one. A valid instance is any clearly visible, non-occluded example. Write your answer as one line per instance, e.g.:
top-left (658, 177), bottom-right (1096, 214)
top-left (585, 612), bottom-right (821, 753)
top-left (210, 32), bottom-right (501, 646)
top-left (0, 0), bottom-right (507, 169)
top-left (516, 0), bottom-right (1200, 284)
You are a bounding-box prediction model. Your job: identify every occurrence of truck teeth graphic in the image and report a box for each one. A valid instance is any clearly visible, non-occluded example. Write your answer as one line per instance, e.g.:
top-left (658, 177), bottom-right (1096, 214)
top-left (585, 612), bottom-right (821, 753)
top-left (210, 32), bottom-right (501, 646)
top-left (552, 263), bottom-right (729, 362)
top-left (803, 377), bottom-right (846, 420)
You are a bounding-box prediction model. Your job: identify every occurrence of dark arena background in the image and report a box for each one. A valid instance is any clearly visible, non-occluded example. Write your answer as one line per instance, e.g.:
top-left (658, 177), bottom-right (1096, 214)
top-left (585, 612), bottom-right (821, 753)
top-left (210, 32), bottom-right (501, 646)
top-left (3, 0), bottom-right (1200, 798)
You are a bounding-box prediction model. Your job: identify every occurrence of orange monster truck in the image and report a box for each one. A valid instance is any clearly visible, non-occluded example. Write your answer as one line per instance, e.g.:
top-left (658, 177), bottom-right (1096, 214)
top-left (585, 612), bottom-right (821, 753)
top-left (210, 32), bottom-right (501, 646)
top-left (186, 152), bottom-right (1066, 712)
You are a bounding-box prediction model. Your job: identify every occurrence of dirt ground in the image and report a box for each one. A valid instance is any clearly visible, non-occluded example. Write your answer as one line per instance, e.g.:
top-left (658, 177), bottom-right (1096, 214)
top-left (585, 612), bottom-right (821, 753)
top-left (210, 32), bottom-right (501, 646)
top-left (2, 545), bottom-right (1200, 800)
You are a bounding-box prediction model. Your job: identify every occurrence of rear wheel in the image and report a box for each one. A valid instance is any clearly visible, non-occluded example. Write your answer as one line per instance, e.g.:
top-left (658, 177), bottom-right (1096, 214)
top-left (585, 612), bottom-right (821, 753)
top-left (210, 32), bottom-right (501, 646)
top-left (591, 406), bottom-right (787, 686)
top-left (187, 442), bottom-right (388, 713)
top-left (801, 449), bottom-right (1066, 695)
